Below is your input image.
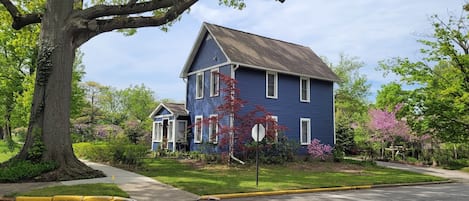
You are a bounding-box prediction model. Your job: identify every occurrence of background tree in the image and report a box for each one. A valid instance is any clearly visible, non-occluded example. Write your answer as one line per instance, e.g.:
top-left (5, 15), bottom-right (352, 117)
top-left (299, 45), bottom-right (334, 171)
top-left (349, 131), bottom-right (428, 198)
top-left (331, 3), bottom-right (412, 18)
top-left (325, 54), bottom-right (371, 154)
top-left (379, 6), bottom-right (469, 143)
top-left (368, 104), bottom-right (411, 159)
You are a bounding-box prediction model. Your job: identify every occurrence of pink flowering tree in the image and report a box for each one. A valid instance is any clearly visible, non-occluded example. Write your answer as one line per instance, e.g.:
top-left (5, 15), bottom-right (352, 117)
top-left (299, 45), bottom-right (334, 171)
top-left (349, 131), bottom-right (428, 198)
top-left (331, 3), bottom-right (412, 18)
top-left (307, 138), bottom-right (333, 161)
top-left (368, 103), bottom-right (411, 158)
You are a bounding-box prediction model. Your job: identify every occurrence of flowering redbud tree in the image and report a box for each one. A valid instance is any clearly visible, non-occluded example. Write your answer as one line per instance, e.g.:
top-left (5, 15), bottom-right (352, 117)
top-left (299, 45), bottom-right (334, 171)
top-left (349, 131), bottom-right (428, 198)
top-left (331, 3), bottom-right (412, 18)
top-left (368, 103), bottom-right (411, 158)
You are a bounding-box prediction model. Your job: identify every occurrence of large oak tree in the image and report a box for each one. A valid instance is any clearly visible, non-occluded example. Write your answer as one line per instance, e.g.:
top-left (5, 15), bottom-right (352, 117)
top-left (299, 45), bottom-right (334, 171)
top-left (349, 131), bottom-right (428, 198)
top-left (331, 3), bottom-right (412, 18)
top-left (0, 0), bottom-right (284, 180)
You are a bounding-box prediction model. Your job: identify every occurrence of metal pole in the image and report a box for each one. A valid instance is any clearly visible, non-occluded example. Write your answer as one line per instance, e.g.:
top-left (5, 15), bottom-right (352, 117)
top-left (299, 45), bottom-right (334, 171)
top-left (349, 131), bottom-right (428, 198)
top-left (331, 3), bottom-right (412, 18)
top-left (256, 124), bottom-right (259, 187)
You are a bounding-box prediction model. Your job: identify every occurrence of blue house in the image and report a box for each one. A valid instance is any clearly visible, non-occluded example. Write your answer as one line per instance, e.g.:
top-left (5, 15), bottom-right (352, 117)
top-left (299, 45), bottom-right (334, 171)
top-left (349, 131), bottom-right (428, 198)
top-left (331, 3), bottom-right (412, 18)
top-left (150, 22), bottom-right (340, 154)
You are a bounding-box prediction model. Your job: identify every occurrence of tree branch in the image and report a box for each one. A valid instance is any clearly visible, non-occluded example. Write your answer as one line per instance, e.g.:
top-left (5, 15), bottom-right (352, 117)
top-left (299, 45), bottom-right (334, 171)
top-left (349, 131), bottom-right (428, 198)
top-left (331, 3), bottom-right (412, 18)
top-left (0, 0), bottom-right (42, 30)
top-left (76, 0), bottom-right (192, 20)
top-left (71, 0), bottom-right (196, 48)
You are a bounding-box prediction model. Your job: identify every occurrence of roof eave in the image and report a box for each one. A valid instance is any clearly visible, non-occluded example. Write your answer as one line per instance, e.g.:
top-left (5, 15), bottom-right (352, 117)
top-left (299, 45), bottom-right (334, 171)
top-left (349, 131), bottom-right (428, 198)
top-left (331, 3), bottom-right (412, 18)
top-left (231, 62), bottom-right (340, 82)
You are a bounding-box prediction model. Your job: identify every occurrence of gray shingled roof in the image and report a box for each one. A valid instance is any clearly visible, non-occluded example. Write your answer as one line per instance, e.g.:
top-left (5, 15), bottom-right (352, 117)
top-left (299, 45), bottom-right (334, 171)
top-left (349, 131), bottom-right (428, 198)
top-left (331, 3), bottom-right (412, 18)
top-left (181, 22), bottom-right (339, 82)
top-left (149, 102), bottom-right (188, 118)
top-left (164, 103), bottom-right (188, 116)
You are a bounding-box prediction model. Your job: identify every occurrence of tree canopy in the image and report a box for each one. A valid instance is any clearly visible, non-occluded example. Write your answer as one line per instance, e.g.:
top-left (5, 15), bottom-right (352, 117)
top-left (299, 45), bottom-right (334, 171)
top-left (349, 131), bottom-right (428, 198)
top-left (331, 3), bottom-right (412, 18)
top-left (378, 7), bottom-right (469, 143)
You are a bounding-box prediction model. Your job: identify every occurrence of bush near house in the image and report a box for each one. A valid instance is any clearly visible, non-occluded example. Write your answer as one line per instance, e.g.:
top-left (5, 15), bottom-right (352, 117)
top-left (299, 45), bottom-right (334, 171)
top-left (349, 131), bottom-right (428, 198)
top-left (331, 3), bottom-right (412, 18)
top-left (74, 139), bottom-right (148, 167)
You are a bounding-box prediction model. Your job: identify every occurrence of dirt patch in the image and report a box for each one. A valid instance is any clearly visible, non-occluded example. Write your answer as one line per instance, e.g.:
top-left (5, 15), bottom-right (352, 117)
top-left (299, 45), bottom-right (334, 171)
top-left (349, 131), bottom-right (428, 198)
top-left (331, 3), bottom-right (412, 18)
top-left (288, 162), bottom-right (365, 172)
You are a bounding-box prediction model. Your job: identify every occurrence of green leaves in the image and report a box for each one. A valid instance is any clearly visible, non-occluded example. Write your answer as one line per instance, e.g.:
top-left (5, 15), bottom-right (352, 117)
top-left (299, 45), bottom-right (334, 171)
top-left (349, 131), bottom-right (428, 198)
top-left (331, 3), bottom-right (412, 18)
top-left (377, 6), bottom-right (469, 143)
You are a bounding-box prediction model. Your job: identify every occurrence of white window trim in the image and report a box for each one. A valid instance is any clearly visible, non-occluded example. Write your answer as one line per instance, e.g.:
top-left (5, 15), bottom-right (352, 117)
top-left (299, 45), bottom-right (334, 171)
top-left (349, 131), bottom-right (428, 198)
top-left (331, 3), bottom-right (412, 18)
top-left (152, 122), bottom-right (162, 142)
top-left (267, 115), bottom-right (278, 143)
top-left (167, 120), bottom-right (174, 142)
top-left (196, 72), bottom-right (204, 99)
top-left (208, 114), bottom-right (219, 144)
top-left (194, 115), bottom-right (203, 143)
top-left (300, 118), bottom-right (311, 145)
top-left (266, 71), bottom-right (278, 99)
top-left (210, 68), bottom-right (220, 97)
top-left (300, 77), bottom-right (310, 102)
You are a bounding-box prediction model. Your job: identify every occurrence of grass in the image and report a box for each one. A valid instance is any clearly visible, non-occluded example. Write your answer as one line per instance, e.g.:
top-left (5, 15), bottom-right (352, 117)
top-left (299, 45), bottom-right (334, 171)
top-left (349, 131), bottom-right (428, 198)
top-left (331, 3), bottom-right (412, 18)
top-left (136, 158), bottom-right (445, 195)
top-left (11, 183), bottom-right (129, 197)
top-left (0, 140), bottom-right (20, 163)
top-left (462, 167), bottom-right (469, 173)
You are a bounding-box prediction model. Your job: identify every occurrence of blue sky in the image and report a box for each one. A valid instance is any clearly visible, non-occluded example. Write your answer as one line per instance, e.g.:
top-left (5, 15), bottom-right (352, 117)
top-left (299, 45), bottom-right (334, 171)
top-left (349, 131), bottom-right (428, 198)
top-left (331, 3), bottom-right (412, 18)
top-left (80, 0), bottom-right (465, 102)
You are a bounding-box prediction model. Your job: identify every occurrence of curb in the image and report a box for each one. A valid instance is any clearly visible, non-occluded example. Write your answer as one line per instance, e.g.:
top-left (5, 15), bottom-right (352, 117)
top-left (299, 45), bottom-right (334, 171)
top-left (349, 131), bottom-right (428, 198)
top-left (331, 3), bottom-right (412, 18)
top-left (198, 180), bottom-right (453, 200)
top-left (14, 196), bottom-right (136, 201)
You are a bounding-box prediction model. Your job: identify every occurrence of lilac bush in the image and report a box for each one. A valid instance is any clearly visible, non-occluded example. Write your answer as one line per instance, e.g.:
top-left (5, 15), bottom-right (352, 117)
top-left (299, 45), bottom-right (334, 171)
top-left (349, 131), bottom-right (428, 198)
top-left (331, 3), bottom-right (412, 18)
top-left (307, 138), bottom-right (333, 160)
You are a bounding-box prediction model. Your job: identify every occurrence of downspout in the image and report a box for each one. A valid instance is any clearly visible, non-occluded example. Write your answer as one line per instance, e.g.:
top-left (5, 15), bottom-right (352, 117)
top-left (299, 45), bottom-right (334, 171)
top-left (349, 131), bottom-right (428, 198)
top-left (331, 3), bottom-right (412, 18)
top-left (229, 64), bottom-right (245, 165)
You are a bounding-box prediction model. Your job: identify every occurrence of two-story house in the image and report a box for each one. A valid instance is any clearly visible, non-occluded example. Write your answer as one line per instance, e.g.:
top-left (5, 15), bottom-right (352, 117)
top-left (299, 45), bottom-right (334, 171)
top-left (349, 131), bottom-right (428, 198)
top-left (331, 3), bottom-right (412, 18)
top-left (150, 22), bottom-right (340, 154)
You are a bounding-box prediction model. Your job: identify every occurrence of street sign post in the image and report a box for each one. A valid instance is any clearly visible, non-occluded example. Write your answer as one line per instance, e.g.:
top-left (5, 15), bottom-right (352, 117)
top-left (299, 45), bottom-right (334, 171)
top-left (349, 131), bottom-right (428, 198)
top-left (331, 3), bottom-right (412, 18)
top-left (251, 124), bottom-right (265, 187)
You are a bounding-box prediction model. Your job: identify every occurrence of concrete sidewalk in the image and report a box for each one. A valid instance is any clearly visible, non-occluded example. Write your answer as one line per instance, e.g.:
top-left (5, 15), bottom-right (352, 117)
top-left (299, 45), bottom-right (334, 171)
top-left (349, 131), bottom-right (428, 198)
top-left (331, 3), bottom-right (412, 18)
top-left (62, 161), bottom-right (199, 201)
top-left (0, 161), bottom-right (199, 201)
top-left (376, 161), bottom-right (469, 183)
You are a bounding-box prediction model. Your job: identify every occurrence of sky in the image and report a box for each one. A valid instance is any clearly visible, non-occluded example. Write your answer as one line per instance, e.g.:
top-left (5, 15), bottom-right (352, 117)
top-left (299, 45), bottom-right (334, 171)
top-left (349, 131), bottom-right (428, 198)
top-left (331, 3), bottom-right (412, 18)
top-left (80, 0), bottom-right (465, 102)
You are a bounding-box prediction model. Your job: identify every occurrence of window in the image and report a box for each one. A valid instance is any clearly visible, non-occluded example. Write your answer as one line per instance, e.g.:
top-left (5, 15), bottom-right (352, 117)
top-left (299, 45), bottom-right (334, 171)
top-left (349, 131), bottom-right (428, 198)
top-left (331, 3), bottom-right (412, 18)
top-left (196, 72), bottom-right (204, 99)
top-left (176, 121), bottom-right (187, 142)
top-left (208, 114), bottom-right (218, 144)
top-left (266, 115), bottom-right (278, 143)
top-left (152, 122), bottom-right (162, 142)
top-left (300, 77), bottom-right (310, 102)
top-left (266, 71), bottom-right (278, 98)
top-left (210, 69), bottom-right (220, 97)
top-left (300, 118), bottom-right (311, 145)
top-left (167, 121), bottom-right (173, 142)
top-left (194, 116), bottom-right (203, 143)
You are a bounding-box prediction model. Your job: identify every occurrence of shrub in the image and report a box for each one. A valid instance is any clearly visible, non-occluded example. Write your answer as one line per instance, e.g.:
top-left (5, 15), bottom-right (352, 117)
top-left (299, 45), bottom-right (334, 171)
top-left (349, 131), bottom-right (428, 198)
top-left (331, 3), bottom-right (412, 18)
top-left (0, 160), bottom-right (56, 182)
top-left (73, 141), bottom-right (148, 166)
top-left (307, 138), bottom-right (333, 161)
top-left (245, 133), bottom-right (298, 164)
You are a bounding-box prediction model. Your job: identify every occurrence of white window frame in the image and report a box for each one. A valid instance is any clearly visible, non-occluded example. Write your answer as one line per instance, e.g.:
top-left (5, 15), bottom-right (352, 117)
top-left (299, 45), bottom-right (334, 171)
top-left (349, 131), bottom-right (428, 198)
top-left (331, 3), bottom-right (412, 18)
top-left (152, 121), bottom-right (163, 142)
top-left (300, 118), bottom-right (311, 145)
top-left (266, 71), bottom-right (278, 99)
top-left (300, 77), bottom-right (310, 102)
top-left (194, 115), bottom-right (203, 143)
top-left (208, 114), bottom-right (219, 144)
top-left (210, 68), bottom-right (220, 97)
top-left (196, 72), bottom-right (204, 99)
top-left (267, 115), bottom-right (278, 143)
top-left (167, 120), bottom-right (174, 142)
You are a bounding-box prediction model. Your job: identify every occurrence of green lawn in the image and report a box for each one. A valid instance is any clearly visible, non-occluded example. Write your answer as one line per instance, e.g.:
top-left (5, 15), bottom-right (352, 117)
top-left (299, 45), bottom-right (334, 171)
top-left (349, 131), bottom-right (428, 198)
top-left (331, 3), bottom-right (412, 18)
top-left (0, 140), bottom-right (19, 163)
top-left (10, 183), bottom-right (129, 197)
top-left (137, 158), bottom-right (445, 195)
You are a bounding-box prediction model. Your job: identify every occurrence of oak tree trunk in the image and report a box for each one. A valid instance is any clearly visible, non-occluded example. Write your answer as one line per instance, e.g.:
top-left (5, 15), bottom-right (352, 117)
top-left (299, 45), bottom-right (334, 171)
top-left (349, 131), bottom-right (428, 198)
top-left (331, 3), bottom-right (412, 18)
top-left (12, 0), bottom-right (103, 181)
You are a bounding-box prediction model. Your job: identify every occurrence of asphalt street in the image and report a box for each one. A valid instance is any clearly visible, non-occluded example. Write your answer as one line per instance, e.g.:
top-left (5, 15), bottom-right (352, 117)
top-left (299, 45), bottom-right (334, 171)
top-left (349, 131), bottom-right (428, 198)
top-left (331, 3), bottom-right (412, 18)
top-left (225, 183), bottom-right (469, 201)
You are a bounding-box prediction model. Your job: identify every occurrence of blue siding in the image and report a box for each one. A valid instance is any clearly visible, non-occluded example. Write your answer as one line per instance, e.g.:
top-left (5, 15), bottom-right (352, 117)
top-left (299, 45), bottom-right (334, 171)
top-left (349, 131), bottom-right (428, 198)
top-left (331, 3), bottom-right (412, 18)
top-left (235, 67), bottom-right (334, 154)
top-left (155, 107), bottom-right (171, 116)
top-left (186, 63), bottom-right (231, 151)
top-left (188, 33), bottom-right (227, 73)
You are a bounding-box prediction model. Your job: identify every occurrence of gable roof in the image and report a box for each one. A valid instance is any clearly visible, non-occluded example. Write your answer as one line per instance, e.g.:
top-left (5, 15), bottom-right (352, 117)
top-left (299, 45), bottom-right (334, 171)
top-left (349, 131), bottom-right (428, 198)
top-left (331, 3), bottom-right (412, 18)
top-left (180, 22), bottom-right (340, 82)
top-left (148, 102), bottom-right (188, 118)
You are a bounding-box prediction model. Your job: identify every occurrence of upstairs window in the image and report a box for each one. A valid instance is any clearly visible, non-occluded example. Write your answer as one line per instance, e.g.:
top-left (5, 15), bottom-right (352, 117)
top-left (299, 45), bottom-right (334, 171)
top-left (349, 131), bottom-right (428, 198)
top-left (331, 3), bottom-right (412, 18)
top-left (208, 114), bottom-right (219, 144)
top-left (266, 71), bottom-right (278, 99)
top-left (210, 69), bottom-right (220, 97)
top-left (194, 116), bottom-right (203, 143)
top-left (196, 72), bottom-right (204, 99)
top-left (300, 118), bottom-right (311, 145)
top-left (300, 77), bottom-right (310, 102)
